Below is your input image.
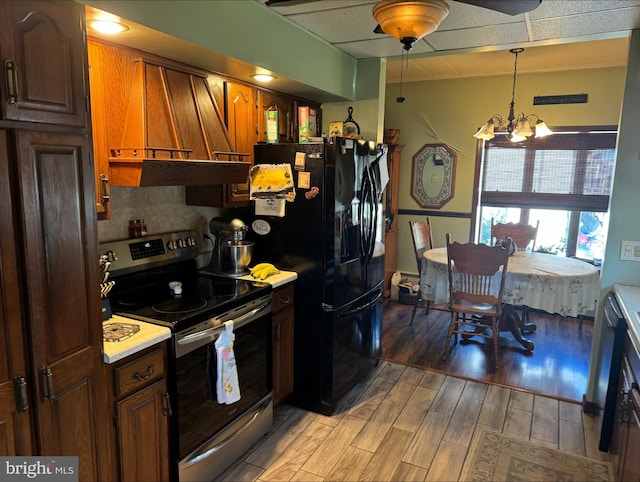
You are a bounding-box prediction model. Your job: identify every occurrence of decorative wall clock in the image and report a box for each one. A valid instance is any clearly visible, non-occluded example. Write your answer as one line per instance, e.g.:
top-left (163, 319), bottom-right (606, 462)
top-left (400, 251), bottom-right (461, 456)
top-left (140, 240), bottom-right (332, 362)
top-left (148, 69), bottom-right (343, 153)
top-left (411, 143), bottom-right (456, 209)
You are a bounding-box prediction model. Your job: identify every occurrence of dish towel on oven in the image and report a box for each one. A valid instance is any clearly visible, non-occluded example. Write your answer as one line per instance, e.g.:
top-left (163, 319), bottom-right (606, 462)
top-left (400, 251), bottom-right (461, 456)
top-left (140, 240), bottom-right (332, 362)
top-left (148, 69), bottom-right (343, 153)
top-left (215, 320), bottom-right (241, 404)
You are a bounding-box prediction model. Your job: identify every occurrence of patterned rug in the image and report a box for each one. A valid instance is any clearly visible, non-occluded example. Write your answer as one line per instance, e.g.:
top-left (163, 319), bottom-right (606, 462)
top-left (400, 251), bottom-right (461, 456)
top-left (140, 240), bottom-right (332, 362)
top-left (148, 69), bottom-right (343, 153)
top-left (459, 427), bottom-right (614, 482)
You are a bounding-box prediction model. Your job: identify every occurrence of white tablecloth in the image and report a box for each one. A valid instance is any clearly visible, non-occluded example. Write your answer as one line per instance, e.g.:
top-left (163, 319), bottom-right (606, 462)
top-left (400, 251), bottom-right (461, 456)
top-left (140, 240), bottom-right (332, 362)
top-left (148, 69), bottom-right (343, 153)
top-left (420, 248), bottom-right (601, 317)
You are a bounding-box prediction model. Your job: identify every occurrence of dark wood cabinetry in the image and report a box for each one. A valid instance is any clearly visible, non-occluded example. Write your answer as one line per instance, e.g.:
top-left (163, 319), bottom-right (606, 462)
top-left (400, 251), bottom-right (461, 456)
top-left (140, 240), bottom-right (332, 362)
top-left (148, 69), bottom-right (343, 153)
top-left (611, 332), bottom-right (640, 481)
top-left (0, 3), bottom-right (109, 479)
top-left (104, 344), bottom-right (171, 482)
top-left (272, 283), bottom-right (295, 406)
top-left (0, 1), bottom-right (88, 127)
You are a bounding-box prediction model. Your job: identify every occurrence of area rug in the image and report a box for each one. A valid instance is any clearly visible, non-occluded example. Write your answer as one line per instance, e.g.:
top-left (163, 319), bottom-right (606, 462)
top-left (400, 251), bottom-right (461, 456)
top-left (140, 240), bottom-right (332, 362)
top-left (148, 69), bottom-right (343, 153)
top-left (459, 427), bottom-right (614, 482)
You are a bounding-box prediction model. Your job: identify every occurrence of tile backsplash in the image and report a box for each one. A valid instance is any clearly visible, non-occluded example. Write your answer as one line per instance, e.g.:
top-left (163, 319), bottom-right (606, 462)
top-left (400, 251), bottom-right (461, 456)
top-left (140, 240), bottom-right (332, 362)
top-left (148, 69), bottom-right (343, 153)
top-left (98, 186), bottom-right (224, 267)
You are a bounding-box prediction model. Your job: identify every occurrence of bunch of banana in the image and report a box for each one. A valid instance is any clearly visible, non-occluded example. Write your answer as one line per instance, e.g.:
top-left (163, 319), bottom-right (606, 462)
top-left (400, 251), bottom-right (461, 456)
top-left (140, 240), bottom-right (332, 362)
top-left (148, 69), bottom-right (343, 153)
top-left (250, 262), bottom-right (280, 280)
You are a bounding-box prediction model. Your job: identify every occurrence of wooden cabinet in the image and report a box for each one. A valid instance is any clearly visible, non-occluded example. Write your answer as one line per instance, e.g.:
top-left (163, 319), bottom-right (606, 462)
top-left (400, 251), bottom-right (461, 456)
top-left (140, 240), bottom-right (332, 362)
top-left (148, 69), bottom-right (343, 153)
top-left (0, 128), bottom-right (109, 480)
top-left (0, 1), bottom-right (88, 127)
top-left (383, 143), bottom-right (403, 297)
top-left (272, 283), bottom-right (295, 406)
top-left (105, 344), bottom-right (171, 482)
top-left (0, 3), bottom-right (109, 479)
top-left (258, 90), bottom-right (295, 143)
top-left (186, 80), bottom-right (258, 207)
top-left (611, 332), bottom-right (640, 482)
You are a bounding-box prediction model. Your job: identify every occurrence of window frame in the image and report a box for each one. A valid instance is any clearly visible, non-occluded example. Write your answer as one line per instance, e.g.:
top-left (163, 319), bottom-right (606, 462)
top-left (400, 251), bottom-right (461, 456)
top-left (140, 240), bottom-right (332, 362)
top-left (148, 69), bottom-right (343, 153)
top-left (470, 125), bottom-right (617, 258)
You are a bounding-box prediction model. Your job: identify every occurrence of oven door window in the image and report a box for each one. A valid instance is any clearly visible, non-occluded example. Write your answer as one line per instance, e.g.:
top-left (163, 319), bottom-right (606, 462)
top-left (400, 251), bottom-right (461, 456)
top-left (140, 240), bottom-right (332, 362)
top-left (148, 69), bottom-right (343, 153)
top-left (175, 316), bottom-right (271, 459)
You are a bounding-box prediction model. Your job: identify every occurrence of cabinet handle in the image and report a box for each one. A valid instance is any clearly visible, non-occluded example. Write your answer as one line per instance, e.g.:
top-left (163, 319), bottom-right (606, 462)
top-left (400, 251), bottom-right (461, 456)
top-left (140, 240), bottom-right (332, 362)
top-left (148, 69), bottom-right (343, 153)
top-left (100, 173), bottom-right (110, 205)
top-left (162, 392), bottom-right (172, 416)
top-left (132, 365), bottom-right (154, 381)
top-left (4, 60), bottom-right (19, 104)
top-left (279, 295), bottom-right (291, 305)
top-left (13, 375), bottom-right (28, 412)
top-left (39, 367), bottom-right (55, 403)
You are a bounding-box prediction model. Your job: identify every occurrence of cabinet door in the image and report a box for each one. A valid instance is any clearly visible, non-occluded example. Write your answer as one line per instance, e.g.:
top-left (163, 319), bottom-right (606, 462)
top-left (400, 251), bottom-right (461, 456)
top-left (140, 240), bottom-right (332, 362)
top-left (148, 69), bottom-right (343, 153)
top-left (621, 388), bottom-right (640, 482)
top-left (0, 130), bottom-right (33, 456)
top-left (272, 307), bottom-right (294, 406)
top-left (258, 90), bottom-right (294, 143)
top-left (118, 379), bottom-right (171, 482)
top-left (87, 40), bottom-right (110, 219)
top-left (14, 130), bottom-right (107, 481)
top-left (0, 1), bottom-right (87, 126)
top-left (224, 81), bottom-right (257, 204)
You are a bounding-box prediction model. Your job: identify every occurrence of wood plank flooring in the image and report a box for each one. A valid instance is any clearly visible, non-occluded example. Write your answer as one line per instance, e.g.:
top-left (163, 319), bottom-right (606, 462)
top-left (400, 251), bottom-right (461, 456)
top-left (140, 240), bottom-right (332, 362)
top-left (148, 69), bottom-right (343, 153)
top-left (381, 300), bottom-right (593, 403)
top-left (221, 361), bottom-right (610, 482)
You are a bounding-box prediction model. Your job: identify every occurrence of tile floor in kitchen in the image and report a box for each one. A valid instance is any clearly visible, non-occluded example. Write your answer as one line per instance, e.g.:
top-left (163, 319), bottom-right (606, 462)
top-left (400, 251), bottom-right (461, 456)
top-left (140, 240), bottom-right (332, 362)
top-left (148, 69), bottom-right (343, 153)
top-left (219, 361), bottom-right (610, 481)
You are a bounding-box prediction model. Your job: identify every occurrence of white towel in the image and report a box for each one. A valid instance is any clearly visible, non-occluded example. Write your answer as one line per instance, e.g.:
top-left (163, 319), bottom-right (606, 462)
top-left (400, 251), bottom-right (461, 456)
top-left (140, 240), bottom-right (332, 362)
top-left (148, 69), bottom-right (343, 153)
top-left (215, 321), bottom-right (241, 404)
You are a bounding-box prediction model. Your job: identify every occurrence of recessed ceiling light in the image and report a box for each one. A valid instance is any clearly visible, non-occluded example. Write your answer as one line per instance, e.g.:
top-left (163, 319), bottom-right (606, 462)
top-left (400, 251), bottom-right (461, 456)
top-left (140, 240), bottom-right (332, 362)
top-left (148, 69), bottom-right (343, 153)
top-left (90, 20), bottom-right (129, 34)
top-left (251, 74), bottom-right (276, 82)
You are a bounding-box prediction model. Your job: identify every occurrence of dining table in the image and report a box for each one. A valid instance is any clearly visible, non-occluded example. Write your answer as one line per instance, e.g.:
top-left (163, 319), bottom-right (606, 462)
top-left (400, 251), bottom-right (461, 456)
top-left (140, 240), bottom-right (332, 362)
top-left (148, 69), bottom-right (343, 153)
top-left (420, 247), bottom-right (601, 351)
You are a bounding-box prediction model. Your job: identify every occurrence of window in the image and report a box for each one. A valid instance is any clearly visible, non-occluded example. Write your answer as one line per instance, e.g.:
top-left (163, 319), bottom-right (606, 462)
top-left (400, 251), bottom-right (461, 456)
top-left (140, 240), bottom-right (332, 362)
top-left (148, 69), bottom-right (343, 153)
top-left (476, 126), bottom-right (616, 262)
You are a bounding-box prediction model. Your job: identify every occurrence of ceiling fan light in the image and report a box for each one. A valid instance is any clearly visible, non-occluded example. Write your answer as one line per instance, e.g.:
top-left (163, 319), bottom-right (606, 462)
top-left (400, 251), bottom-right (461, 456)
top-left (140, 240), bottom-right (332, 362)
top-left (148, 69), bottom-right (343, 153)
top-left (372, 0), bottom-right (450, 47)
top-left (534, 120), bottom-right (553, 137)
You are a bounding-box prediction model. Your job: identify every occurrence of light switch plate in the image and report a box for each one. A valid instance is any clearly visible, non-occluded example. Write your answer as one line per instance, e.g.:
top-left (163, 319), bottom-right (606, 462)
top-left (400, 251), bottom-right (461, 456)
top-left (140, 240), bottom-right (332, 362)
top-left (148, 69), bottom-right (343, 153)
top-left (620, 240), bottom-right (640, 261)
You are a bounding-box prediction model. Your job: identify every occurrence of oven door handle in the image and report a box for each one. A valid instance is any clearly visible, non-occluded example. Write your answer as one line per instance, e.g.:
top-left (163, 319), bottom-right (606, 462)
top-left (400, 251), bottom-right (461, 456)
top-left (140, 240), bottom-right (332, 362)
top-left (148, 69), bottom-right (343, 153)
top-left (177, 299), bottom-right (272, 346)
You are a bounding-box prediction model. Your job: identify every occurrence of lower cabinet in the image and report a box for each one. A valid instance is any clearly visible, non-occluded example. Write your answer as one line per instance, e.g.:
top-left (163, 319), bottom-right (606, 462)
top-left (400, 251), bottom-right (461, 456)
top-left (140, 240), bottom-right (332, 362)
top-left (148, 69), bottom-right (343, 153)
top-left (272, 283), bottom-right (294, 406)
top-left (611, 332), bottom-right (640, 482)
top-left (105, 343), bottom-right (171, 482)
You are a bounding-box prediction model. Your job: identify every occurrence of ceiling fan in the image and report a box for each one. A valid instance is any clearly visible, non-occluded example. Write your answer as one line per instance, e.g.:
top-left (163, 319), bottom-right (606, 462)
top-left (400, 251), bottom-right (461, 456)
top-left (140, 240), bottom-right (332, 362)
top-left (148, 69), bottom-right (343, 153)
top-left (265, 0), bottom-right (542, 51)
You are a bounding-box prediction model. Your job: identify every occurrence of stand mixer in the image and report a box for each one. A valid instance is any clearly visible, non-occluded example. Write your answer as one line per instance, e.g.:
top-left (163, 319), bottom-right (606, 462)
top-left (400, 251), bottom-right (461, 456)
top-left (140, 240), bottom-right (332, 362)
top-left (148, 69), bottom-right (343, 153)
top-left (209, 217), bottom-right (255, 276)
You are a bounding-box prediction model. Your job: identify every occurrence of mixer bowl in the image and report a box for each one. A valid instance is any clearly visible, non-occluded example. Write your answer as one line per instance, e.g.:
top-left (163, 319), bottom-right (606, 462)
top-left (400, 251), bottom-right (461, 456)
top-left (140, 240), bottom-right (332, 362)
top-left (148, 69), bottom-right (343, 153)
top-left (219, 240), bottom-right (254, 274)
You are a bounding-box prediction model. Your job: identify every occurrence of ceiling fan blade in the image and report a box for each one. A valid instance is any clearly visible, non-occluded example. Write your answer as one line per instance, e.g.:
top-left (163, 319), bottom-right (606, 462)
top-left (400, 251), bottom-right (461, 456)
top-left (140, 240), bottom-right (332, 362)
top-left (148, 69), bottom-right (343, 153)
top-left (453, 0), bottom-right (542, 16)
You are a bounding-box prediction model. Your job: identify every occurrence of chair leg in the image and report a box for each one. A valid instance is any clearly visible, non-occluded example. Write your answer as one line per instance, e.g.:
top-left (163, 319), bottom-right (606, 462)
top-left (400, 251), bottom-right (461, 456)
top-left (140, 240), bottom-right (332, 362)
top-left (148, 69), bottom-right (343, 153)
top-left (409, 293), bottom-right (421, 326)
top-left (492, 316), bottom-right (500, 370)
top-left (442, 311), bottom-right (458, 361)
top-left (424, 300), bottom-right (431, 317)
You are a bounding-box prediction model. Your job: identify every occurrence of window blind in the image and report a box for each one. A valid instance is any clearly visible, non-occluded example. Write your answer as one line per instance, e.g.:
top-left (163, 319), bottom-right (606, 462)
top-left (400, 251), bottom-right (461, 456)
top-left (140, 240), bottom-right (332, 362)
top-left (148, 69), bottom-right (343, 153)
top-left (481, 128), bottom-right (616, 212)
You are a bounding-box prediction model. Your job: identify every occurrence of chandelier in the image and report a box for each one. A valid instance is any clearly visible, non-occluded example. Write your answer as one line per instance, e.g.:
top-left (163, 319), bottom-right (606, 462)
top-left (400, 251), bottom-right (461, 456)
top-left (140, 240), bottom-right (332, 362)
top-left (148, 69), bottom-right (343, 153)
top-left (474, 48), bottom-right (553, 142)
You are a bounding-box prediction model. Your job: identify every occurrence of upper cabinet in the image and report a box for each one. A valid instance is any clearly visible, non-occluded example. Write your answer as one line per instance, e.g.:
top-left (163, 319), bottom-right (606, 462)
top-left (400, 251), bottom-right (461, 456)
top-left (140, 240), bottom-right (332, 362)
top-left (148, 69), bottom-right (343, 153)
top-left (258, 90), bottom-right (295, 143)
top-left (0, 1), bottom-right (88, 127)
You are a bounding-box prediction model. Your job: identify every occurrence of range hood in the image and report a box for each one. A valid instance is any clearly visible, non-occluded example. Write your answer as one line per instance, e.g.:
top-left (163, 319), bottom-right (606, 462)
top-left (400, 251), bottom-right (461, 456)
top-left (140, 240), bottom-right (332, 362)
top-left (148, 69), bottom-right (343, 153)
top-left (91, 42), bottom-right (249, 187)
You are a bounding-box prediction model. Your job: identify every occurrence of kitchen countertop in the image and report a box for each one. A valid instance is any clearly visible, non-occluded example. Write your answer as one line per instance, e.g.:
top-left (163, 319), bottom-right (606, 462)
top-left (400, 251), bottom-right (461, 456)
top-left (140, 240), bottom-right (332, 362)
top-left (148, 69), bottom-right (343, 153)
top-left (238, 269), bottom-right (298, 288)
top-left (102, 314), bottom-right (171, 364)
top-left (613, 284), bottom-right (640, 351)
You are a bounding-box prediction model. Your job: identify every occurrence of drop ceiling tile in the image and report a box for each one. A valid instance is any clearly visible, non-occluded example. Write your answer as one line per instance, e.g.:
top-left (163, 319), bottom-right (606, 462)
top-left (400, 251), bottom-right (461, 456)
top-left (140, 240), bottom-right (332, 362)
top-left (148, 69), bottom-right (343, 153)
top-left (281, 4), bottom-right (379, 43)
top-left (531, 9), bottom-right (640, 41)
top-left (338, 37), bottom-right (435, 59)
top-left (529, 0), bottom-right (640, 20)
top-left (438, 1), bottom-right (526, 30)
top-left (427, 22), bottom-right (530, 51)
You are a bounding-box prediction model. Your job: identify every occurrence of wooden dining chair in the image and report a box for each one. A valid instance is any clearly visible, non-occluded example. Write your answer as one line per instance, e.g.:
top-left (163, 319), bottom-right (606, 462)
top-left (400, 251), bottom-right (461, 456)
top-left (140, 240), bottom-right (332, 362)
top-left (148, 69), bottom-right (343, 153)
top-left (408, 218), bottom-right (433, 326)
top-left (442, 234), bottom-right (512, 370)
top-left (490, 218), bottom-right (539, 323)
top-left (490, 218), bottom-right (539, 251)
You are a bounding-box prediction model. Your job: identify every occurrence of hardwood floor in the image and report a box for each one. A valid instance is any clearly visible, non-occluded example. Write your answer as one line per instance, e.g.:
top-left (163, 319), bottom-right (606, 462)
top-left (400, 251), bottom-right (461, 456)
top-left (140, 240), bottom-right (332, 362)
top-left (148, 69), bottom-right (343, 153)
top-left (221, 361), bottom-right (610, 482)
top-left (381, 299), bottom-right (593, 403)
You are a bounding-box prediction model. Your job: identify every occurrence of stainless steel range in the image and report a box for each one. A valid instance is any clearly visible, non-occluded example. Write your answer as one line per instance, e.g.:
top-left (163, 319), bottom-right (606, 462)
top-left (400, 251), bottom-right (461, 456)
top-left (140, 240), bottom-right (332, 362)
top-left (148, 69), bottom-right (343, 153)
top-left (99, 231), bottom-right (273, 481)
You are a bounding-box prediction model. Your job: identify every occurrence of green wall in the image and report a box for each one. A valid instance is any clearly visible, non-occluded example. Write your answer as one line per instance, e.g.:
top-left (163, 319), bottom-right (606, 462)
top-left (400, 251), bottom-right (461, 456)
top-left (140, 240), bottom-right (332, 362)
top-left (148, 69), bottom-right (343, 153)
top-left (384, 66), bottom-right (627, 275)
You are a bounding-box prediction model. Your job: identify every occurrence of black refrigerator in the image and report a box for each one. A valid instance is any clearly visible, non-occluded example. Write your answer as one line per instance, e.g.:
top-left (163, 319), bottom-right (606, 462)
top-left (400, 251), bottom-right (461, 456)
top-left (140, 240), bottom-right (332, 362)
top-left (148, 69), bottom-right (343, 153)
top-left (250, 137), bottom-right (386, 415)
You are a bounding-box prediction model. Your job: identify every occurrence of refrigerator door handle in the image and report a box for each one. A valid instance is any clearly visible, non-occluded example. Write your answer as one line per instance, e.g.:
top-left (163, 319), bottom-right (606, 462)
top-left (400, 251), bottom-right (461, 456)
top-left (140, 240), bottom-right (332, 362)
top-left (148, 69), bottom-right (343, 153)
top-left (334, 289), bottom-right (382, 319)
top-left (322, 281), bottom-right (384, 313)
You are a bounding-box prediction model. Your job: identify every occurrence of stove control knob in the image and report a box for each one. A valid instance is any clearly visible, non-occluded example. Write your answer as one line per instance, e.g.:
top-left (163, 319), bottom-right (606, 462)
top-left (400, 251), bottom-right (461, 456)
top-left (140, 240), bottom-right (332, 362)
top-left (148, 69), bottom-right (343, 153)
top-left (167, 240), bottom-right (177, 250)
top-left (177, 238), bottom-right (185, 249)
top-left (186, 236), bottom-right (196, 247)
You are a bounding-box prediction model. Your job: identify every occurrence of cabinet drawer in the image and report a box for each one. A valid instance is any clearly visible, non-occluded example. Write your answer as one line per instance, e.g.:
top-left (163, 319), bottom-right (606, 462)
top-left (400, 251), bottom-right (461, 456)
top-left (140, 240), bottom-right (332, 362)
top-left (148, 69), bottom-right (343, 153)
top-left (115, 348), bottom-right (165, 397)
top-left (273, 284), bottom-right (294, 314)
